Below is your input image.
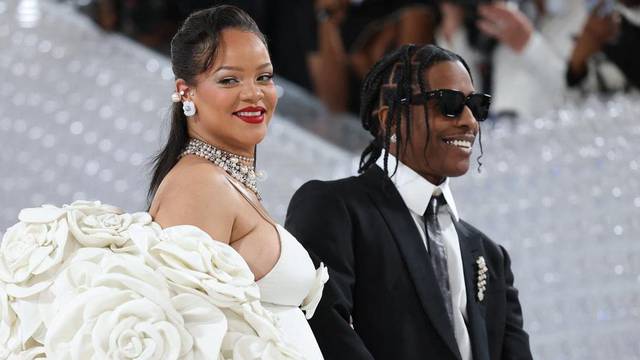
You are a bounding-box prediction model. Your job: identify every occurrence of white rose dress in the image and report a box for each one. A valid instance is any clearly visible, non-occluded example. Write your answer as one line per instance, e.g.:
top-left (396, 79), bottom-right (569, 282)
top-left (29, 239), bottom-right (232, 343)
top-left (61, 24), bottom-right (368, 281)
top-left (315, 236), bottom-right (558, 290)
top-left (0, 200), bottom-right (328, 360)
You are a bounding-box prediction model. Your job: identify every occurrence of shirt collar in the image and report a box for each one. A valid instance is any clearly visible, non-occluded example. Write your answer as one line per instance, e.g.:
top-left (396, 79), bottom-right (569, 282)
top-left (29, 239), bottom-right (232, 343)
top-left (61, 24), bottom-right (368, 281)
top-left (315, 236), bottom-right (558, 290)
top-left (375, 153), bottom-right (460, 221)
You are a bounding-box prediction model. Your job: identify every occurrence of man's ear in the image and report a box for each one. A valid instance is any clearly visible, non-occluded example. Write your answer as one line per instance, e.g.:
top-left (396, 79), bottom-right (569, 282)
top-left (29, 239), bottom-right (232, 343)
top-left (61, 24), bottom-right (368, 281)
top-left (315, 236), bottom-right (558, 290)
top-left (377, 105), bottom-right (392, 133)
top-left (377, 105), bottom-right (388, 127)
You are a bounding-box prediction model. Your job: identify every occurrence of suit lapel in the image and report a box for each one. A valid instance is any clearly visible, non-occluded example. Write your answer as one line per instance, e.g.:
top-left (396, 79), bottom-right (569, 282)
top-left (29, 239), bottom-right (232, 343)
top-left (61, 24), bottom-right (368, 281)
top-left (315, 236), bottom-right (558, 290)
top-left (361, 167), bottom-right (461, 359)
top-left (455, 221), bottom-right (490, 360)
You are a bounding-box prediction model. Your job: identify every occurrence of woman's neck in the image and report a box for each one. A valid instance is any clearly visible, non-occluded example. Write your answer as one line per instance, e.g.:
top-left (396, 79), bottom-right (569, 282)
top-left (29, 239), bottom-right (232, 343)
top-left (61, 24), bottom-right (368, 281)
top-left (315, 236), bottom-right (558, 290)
top-left (188, 131), bottom-right (254, 158)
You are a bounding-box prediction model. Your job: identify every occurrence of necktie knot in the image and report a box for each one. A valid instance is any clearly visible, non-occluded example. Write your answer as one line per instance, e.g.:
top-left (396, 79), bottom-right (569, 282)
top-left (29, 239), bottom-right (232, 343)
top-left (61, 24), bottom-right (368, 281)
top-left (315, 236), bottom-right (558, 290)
top-left (425, 193), bottom-right (446, 219)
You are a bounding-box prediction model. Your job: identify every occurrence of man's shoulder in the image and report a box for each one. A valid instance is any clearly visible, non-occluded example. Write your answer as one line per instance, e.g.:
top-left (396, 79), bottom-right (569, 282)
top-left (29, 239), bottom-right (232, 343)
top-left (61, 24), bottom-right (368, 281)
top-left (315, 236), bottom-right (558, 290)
top-left (457, 219), bottom-right (506, 259)
top-left (294, 172), bottom-right (373, 198)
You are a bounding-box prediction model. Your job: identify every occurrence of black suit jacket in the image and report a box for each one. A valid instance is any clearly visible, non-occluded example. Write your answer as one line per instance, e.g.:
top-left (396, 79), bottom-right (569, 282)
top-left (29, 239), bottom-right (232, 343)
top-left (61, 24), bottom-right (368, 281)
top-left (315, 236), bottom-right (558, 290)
top-left (285, 166), bottom-right (533, 360)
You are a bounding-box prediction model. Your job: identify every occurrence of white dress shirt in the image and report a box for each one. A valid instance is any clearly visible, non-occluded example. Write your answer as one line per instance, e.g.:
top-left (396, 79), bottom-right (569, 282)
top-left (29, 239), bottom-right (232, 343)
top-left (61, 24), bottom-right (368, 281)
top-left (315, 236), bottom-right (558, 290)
top-left (376, 154), bottom-right (472, 360)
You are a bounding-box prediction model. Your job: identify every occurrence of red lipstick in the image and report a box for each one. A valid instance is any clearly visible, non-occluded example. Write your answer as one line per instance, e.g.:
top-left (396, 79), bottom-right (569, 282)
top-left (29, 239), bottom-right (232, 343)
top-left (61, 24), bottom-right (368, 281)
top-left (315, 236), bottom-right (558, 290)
top-left (233, 106), bottom-right (266, 124)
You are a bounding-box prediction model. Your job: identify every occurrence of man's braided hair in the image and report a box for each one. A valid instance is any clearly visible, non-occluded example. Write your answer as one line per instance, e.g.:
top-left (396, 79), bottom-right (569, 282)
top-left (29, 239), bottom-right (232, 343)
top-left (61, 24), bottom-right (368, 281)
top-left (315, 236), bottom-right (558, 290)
top-left (358, 44), bottom-right (483, 176)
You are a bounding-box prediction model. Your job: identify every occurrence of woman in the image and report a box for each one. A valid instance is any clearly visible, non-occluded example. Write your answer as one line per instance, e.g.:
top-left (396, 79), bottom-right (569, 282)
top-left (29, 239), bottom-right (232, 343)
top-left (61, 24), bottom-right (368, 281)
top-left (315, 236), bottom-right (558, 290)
top-left (0, 6), bottom-right (326, 359)
top-left (147, 4), bottom-right (328, 359)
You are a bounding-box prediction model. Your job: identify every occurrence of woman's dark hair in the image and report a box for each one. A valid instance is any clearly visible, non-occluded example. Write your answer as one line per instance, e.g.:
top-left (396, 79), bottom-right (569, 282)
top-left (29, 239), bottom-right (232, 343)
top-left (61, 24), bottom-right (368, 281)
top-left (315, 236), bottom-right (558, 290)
top-left (358, 44), bottom-right (482, 175)
top-left (148, 5), bottom-right (266, 202)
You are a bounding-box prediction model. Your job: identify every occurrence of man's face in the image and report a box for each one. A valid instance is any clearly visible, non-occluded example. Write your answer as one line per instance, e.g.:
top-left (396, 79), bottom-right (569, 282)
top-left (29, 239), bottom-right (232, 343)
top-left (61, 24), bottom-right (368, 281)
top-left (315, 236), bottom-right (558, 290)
top-left (397, 60), bottom-right (480, 185)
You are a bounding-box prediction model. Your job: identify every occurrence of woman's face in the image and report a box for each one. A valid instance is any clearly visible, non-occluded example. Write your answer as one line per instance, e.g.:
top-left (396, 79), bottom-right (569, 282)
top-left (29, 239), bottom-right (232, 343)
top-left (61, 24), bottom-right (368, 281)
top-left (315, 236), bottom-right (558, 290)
top-left (181, 29), bottom-right (277, 156)
top-left (397, 60), bottom-right (479, 185)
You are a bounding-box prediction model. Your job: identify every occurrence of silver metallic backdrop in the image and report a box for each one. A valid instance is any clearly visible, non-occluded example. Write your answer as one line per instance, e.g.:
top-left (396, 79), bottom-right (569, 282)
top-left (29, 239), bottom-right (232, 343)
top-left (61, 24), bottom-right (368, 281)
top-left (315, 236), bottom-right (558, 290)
top-left (1, 1), bottom-right (639, 359)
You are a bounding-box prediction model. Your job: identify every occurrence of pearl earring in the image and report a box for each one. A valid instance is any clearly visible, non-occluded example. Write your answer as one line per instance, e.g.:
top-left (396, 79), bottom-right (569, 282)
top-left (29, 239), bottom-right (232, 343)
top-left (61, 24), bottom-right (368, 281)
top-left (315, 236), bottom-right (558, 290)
top-left (390, 134), bottom-right (397, 144)
top-left (171, 90), bottom-right (185, 103)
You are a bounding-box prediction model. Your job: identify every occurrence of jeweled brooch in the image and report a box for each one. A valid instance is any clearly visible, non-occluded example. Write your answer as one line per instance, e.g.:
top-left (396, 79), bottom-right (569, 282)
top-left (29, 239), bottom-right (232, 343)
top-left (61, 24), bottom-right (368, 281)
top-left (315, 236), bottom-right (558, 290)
top-left (476, 256), bottom-right (488, 302)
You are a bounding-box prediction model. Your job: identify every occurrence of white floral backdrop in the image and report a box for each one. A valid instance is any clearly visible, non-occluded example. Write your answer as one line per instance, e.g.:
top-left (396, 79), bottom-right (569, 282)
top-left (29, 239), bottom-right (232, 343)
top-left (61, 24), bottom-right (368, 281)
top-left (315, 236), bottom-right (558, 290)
top-left (1, 0), bottom-right (640, 359)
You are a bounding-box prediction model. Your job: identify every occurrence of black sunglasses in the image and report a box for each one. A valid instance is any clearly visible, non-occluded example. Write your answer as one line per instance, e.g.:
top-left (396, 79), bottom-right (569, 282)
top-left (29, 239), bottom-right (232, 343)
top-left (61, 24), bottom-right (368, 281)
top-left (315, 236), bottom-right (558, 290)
top-left (409, 89), bottom-right (492, 121)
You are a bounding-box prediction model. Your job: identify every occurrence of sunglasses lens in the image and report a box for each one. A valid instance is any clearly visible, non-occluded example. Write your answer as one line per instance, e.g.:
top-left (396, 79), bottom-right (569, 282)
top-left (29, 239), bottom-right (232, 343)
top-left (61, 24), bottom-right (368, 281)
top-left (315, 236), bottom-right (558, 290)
top-left (467, 94), bottom-right (491, 121)
top-left (438, 91), bottom-right (466, 118)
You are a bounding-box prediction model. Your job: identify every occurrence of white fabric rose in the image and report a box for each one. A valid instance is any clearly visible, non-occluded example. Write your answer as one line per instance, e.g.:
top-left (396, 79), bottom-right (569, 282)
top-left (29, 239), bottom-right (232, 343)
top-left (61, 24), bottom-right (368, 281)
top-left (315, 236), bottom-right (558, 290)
top-left (66, 200), bottom-right (152, 248)
top-left (0, 205), bottom-right (78, 355)
top-left (148, 226), bottom-right (258, 307)
top-left (44, 251), bottom-right (226, 359)
top-left (0, 214), bottom-right (70, 285)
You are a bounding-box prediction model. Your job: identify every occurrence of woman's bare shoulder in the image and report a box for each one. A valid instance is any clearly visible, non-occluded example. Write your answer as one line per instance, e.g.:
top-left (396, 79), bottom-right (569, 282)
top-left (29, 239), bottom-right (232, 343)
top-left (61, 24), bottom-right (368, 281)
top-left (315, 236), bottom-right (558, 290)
top-left (152, 157), bottom-right (239, 243)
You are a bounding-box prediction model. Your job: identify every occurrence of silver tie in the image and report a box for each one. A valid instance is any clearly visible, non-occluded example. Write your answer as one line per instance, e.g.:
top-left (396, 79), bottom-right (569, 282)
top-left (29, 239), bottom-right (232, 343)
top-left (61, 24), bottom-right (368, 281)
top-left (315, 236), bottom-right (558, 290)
top-left (424, 194), bottom-right (454, 325)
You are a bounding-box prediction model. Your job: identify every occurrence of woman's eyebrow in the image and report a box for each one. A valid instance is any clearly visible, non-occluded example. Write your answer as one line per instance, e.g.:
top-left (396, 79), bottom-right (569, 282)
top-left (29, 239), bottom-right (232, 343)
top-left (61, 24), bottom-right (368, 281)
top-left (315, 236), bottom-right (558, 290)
top-left (213, 63), bottom-right (272, 73)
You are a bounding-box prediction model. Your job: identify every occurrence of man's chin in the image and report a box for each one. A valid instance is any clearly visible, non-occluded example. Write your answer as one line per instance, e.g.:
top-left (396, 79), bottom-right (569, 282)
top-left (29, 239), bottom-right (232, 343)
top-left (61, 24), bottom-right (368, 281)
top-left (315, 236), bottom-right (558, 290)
top-left (446, 163), bottom-right (471, 178)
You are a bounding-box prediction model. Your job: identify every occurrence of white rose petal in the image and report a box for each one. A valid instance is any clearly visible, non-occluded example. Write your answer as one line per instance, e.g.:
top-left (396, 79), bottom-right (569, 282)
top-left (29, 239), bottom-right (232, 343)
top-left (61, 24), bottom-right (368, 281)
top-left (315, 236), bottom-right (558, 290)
top-left (0, 285), bottom-right (19, 357)
top-left (6, 280), bottom-right (52, 299)
top-left (63, 200), bottom-right (123, 216)
top-left (11, 297), bottom-right (44, 345)
top-left (172, 293), bottom-right (227, 358)
top-left (6, 346), bottom-right (45, 360)
top-left (231, 336), bottom-right (280, 360)
top-left (301, 263), bottom-right (329, 319)
top-left (18, 205), bottom-right (66, 224)
top-left (129, 223), bottom-right (164, 253)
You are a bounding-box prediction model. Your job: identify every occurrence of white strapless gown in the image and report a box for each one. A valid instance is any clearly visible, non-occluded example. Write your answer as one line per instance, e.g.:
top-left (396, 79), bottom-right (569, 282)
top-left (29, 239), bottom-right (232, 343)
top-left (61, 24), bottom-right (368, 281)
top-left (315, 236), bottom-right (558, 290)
top-left (256, 225), bottom-right (325, 360)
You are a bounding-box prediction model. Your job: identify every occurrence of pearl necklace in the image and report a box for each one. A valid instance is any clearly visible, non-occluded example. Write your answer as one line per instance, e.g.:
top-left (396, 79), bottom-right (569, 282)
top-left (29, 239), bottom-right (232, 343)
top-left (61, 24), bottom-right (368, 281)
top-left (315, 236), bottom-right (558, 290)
top-left (180, 138), bottom-right (260, 199)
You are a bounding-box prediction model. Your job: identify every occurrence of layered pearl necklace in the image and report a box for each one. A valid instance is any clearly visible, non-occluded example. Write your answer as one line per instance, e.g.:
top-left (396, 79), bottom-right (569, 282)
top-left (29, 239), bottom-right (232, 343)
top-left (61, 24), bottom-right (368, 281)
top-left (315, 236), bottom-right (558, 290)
top-left (180, 138), bottom-right (260, 199)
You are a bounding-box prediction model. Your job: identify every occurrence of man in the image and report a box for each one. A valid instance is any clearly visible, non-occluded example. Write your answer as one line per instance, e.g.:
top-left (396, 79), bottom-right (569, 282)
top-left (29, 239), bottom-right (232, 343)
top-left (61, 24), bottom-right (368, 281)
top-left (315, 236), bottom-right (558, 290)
top-left (285, 44), bottom-right (533, 359)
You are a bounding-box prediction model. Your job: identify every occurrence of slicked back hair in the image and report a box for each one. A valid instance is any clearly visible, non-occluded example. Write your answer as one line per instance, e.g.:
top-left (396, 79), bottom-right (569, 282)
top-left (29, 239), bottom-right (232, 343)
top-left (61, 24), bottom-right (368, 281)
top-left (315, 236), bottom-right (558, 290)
top-left (358, 44), bottom-right (479, 176)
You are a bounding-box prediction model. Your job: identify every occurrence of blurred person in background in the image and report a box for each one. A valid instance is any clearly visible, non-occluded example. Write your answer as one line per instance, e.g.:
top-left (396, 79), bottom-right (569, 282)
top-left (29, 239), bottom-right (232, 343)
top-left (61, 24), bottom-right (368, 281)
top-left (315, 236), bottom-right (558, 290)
top-left (438, 0), bottom-right (587, 119)
top-left (567, 0), bottom-right (640, 91)
top-left (437, 0), bottom-right (498, 95)
top-left (308, 0), bottom-right (438, 114)
top-left (83, 0), bottom-right (269, 52)
top-left (81, 0), bottom-right (180, 50)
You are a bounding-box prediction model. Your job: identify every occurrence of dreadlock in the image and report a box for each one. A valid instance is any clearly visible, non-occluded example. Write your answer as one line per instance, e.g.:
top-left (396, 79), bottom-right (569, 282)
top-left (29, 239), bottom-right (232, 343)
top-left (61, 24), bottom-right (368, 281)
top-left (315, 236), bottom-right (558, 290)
top-left (358, 44), bottom-right (416, 176)
top-left (358, 44), bottom-right (483, 175)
